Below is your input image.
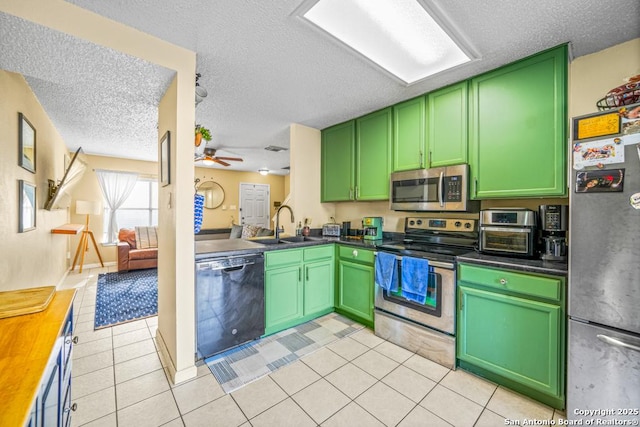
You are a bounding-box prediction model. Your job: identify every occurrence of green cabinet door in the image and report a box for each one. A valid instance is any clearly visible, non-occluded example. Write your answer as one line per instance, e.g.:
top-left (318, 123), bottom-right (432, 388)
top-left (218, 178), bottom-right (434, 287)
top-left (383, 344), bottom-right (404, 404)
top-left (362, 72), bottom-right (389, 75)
top-left (303, 260), bottom-right (335, 316)
top-left (321, 121), bottom-right (355, 202)
top-left (337, 259), bottom-right (374, 325)
top-left (356, 108), bottom-right (392, 200)
top-left (265, 265), bottom-right (303, 335)
top-left (457, 285), bottom-right (562, 401)
top-left (393, 96), bottom-right (426, 172)
top-left (427, 81), bottom-right (468, 167)
top-left (469, 45), bottom-right (567, 198)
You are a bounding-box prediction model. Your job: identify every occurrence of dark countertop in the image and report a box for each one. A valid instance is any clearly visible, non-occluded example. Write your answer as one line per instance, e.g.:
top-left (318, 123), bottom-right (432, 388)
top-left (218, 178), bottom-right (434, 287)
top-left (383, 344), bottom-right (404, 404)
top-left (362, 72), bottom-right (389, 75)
top-left (456, 251), bottom-right (568, 276)
top-left (195, 236), bottom-right (568, 277)
top-left (195, 236), bottom-right (392, 260)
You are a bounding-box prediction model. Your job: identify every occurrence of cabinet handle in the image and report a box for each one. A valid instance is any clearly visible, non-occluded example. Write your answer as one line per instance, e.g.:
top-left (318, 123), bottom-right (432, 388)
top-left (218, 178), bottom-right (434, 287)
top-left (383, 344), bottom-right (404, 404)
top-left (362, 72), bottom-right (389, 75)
top-left (352, 250), bottom-right (358, 257)
top-left (419, 150), bottom-right (423, 168)
top-left (428, 151), bottom-right (432, 167)
top-left (355, 186), bottom-right (360, 199)
top-left (306, 266), bottom-right (309, 281)
top-left (349, 188), bottom-right (354, 200)
top-left (299, 267), bottom-right (302, 282)
top-left (474, 178), bottom-right (478, 197)
top-left (64, 403), bottom-right (78, 413)
top-left (499, 278), bottom-right (508, 285)
top-left (597, 334), bottom-right (640, 353)
top-left (72, 336), bottom-right (79, 344)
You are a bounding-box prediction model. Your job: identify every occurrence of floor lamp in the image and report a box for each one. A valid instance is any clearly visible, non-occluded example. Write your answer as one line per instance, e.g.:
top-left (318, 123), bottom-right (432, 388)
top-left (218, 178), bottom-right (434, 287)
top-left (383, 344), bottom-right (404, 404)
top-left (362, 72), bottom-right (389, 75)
top-left (72, 200), bottom-right (104, 273)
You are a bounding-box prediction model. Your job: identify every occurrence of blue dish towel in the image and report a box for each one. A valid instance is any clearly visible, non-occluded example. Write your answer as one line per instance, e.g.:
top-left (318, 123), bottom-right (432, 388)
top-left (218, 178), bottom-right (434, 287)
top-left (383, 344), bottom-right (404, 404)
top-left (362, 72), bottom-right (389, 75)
top-left (401, 257), bottom-right (430, 304)
top-left (194, 194), bottom-right (204, 234)
top-left (375, 252), bottom-right (398, 292)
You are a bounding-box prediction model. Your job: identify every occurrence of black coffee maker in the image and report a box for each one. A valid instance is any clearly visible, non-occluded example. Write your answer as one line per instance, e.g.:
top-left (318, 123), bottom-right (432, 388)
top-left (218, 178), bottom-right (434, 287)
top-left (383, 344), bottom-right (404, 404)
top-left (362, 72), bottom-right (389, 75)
top-left (539, 205), bottom-right (568, 261)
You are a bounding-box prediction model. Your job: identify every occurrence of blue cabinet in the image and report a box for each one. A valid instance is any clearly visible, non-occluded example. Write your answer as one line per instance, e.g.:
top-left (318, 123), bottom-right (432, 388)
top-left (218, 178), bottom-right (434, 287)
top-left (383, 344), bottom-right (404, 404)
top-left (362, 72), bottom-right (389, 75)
top-left (29, 305), bottom-right (75, 427)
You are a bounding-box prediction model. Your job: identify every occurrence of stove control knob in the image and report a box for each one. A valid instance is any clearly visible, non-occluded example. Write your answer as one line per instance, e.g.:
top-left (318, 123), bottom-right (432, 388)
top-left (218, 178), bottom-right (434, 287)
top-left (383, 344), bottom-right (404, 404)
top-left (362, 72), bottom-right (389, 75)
top-left (409, 220), bottom-right (415, 226)
top-left (416, 219), bottom-right (423, 225)
top-left (464, 222), bottom-right (472, 229)
top-left (454, 221), bottom-right (462, 228)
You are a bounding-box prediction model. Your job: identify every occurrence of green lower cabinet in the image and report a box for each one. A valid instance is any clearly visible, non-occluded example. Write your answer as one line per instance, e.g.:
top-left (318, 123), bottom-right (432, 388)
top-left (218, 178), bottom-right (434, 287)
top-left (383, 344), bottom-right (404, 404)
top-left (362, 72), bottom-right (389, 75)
top-left (336, 259), bottom-right (374, 327)
top-left (457, 267), bottom-right (566, 409)
top-left (264, 246), bottom-right (335, 335)
top-left (265, 265), bottom-right (303, 335)
top-left (303, 260), bottom-right (335, 317)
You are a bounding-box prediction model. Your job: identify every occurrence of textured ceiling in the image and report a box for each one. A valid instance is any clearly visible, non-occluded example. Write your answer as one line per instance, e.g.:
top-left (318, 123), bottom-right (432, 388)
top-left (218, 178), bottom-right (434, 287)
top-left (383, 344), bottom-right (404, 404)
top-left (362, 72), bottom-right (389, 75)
top-left (2, 1), bottom-right (640, 175)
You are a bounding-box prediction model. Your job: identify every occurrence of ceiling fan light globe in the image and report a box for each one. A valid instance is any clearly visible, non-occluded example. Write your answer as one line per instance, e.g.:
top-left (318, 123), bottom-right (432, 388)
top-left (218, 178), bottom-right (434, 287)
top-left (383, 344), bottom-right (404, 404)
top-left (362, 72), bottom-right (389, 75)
top-left (203, 158), bottom-right (215, 166)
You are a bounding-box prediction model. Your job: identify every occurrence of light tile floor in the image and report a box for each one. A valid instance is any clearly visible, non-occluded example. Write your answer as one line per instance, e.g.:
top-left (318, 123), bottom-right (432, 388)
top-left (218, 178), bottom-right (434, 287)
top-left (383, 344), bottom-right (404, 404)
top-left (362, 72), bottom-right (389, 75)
top-left (62, 266), bottom-right (567, 427)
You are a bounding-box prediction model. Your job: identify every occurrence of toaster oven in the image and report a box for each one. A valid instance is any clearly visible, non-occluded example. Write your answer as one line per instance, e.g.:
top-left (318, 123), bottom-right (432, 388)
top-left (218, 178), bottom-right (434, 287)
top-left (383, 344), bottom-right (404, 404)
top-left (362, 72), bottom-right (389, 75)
top-left (479, 209), bottom-right (537, 257)
top-left (322, 223), bottom-right (341, 238)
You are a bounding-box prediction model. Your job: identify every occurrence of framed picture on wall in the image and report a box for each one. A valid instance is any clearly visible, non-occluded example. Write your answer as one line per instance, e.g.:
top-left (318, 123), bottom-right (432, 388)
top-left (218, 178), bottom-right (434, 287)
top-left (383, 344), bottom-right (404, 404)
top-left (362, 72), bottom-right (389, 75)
top-left (18, 180), bottom-right (36, 232)
top-left (160, 131), bottom-right (170, 187)
top-left (18, 113), bottom-right (36, 173)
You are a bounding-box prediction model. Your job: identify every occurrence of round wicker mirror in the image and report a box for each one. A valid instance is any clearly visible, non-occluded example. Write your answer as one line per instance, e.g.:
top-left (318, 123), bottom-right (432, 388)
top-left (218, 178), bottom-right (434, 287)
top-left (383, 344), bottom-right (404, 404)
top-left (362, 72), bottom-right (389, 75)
top-left (197, 181), bottom-right (225, 209)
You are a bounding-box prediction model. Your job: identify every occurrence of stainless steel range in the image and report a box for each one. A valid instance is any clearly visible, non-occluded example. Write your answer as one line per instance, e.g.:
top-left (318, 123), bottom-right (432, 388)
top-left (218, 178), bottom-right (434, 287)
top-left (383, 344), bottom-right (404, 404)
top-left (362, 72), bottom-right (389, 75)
top-left (375, 217), bottom-right (477, 369)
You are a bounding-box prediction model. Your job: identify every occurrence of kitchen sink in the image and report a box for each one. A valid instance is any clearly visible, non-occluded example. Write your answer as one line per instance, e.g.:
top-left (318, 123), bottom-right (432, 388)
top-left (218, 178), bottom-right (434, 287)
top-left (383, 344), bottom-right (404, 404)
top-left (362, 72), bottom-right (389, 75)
top-left (253, 238), bottom-right (286, 245)
top-left (279, 236), bottom-right (317, 243)
top-left (253, 236), bottom-right (322, 245)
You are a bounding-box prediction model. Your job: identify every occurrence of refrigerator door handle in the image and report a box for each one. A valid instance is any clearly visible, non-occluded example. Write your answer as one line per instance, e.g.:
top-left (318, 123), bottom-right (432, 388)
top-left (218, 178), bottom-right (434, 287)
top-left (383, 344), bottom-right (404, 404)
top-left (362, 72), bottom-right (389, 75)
top-left (597, 334), bottom-right (640, 353)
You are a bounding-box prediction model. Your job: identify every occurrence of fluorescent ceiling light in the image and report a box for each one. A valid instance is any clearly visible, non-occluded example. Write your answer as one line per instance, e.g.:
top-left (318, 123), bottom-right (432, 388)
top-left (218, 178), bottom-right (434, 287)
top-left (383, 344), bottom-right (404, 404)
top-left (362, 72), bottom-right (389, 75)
top-left (301, 0), bottom-right (475, 84)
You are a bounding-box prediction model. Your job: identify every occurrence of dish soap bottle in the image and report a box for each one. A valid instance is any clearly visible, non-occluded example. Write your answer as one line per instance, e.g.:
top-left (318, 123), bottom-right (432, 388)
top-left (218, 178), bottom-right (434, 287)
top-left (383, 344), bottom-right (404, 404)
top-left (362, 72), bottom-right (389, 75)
top-left (296, 221), bottom-right (302, 236)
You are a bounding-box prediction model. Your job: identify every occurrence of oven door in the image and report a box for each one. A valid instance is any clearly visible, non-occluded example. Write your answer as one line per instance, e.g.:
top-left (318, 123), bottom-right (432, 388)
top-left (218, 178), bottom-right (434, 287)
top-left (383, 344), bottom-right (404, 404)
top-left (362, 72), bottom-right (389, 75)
top-left (374, 257), bottom-right (455, 335)
top-left (479, 226), bottom-right (534, 256)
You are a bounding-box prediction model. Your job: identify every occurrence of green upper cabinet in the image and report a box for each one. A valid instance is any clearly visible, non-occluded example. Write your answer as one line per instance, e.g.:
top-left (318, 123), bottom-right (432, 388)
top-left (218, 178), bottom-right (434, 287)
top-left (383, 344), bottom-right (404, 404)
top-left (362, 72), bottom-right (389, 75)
top-left (469, 45), bottom-right (567, 199)
top-left (321, 121), bottom-right (355, 202)
top-left (393, 96), bottom-right (426, 172)
top-left (356, 108), bottom-right (392, 200)
top-left (427, 81), bottom-right (468, 167)
top-left (321, 110), bottom-right (391, 202)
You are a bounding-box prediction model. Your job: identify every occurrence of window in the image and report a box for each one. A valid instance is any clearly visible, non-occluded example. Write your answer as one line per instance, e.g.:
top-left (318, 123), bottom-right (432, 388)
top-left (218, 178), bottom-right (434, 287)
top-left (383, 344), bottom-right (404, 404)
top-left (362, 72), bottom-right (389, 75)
top-left (102, 178), bottom-right (158, 243)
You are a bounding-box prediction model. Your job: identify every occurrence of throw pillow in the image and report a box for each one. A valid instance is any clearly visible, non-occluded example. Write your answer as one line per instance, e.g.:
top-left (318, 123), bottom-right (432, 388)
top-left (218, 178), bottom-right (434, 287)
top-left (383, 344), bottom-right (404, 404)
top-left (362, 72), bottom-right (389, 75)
top-left (256, 227), bottom-right (274, 237)
top-left (229, 224), bottom-right (243, 239)
top-left (135, 226), bottom-right (158, 249)
top-left (241, 224), bottom-right (261, 239)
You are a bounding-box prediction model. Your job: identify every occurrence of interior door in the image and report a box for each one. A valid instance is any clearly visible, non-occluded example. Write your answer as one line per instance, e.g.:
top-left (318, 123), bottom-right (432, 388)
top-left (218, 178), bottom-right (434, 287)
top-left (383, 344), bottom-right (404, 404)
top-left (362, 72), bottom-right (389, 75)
top-left (239, 183), bottom-right (270, 228)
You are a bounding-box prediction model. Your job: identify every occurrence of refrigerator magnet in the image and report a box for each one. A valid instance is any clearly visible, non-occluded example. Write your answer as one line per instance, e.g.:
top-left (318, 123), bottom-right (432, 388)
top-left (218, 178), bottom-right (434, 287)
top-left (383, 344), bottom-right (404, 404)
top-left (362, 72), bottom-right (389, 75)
top-left (631, 193), bottom-right (640, 209)
top-left (575, 169), bottom-right (625, 193)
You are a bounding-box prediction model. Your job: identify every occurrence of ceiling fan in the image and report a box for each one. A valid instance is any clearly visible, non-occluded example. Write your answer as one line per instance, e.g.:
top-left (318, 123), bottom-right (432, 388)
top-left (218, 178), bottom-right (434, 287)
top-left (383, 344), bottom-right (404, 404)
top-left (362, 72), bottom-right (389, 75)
top-left (194, 147), bottom-right (243, 166)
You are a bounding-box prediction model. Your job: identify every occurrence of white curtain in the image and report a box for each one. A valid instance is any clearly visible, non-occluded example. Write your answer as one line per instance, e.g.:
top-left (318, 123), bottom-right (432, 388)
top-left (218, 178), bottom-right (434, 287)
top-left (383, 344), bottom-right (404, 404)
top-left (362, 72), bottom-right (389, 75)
top-left (95, 169), bottom-right (138, 243)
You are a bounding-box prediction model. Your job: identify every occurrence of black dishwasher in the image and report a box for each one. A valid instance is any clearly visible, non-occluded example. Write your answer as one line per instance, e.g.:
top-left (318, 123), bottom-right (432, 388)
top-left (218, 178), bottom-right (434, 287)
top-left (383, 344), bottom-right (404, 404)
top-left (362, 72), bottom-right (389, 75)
top-left (196, 252), bottom-right (265, 360)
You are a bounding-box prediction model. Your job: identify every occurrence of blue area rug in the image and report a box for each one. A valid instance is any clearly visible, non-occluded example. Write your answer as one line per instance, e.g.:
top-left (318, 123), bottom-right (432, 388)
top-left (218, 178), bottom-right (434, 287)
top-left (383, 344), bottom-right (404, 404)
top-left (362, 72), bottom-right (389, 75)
top-left (94, 268), bottom-right (158, 330)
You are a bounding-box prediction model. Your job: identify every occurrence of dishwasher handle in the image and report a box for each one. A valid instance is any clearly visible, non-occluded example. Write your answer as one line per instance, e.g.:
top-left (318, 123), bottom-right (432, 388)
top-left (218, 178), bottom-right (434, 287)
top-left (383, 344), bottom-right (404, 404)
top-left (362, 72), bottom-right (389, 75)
top-left (197, 254), bottom-right (263, 271)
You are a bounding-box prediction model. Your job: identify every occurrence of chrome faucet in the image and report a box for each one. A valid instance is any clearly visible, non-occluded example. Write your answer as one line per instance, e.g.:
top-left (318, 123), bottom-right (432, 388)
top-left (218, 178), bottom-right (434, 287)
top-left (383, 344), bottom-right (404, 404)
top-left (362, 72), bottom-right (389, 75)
top-left (275, 205), bottom-right (294, 239)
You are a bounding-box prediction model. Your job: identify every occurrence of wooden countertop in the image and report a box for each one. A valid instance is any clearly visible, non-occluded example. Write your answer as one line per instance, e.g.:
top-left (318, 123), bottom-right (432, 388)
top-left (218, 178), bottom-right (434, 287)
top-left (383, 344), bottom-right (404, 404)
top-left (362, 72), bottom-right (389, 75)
top-left (0, 289), bottom-right (76, 426)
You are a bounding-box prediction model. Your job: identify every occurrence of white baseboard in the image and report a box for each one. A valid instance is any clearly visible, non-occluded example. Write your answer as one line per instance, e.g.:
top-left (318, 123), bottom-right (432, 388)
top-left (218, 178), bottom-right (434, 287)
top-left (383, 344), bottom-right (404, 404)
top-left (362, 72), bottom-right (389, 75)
top-left (156, 329), bottom-right (197, 385)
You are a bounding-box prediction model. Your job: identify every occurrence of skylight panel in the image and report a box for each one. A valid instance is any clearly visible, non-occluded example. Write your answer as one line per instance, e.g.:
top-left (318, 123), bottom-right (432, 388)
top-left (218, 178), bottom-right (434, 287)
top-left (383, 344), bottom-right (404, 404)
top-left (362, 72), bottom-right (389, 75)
top-left (300, 0), bottom-right (475, 84)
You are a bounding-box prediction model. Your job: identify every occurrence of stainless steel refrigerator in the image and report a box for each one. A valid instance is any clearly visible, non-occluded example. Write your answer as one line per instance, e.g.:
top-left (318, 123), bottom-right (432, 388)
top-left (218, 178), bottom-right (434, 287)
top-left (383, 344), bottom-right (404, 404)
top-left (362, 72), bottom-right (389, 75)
top-left (568, 107), bottom-right (640, 422)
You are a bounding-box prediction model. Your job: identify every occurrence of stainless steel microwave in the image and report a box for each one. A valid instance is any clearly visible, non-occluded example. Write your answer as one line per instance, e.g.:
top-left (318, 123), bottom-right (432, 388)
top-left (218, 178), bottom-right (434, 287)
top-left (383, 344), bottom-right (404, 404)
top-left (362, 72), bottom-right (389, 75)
top-left (389, 164), bottom-right (479, 212)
